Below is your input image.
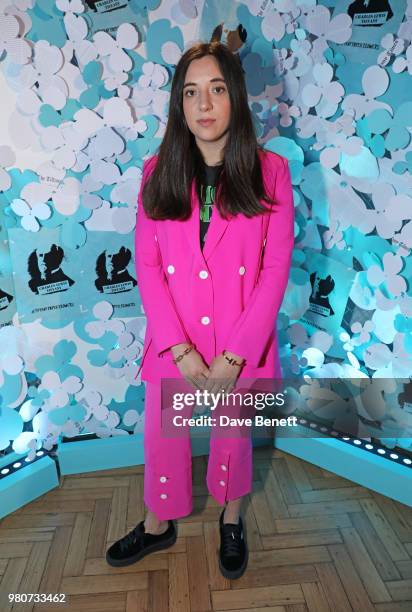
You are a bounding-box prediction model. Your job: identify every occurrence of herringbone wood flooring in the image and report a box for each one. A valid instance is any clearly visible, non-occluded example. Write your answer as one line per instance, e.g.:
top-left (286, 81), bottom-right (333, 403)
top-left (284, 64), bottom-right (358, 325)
top-left (0, 446), bottom-right (411, 611)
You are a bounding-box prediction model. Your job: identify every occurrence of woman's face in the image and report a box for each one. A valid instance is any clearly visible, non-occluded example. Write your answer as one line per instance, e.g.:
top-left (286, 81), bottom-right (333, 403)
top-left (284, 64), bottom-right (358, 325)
top-left (182, 55), bottom-right (231, 153)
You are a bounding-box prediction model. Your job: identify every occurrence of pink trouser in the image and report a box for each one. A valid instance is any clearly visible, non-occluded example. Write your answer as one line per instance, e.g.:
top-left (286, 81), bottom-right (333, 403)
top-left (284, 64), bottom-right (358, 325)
top-left (143, 381), bottom-right (253, 520)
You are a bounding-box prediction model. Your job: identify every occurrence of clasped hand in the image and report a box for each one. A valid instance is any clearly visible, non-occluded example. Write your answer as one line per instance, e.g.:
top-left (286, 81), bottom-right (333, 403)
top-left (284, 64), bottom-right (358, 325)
top-left (171, 344), bottom-right (243, 394)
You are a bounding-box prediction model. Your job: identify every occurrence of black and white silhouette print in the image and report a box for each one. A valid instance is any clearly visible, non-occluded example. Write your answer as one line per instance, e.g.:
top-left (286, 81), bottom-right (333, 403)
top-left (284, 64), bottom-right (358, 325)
top-left (309, 271), bottom-right (335, 317)
top-left (348, 0), bottom-right (394, 26)
top-left (84, 0), bottom-right (127, 13)
top-left (28, 244), bottom-right (75, 295)
top-left (95, 246), bottom-right (137, 293)
top-left (0, 287), bottom-right (13, 310)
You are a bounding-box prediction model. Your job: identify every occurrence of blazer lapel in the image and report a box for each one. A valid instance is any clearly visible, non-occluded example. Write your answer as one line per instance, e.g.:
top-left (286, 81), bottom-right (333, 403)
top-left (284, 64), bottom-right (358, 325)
top-left (185, 178), bottom-right (230, 261)
top-left (180, 179), bottom-right (201, 257)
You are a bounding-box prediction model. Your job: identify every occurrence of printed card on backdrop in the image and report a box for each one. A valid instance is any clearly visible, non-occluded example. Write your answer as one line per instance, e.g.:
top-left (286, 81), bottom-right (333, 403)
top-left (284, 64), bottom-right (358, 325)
top-left (7, 227), bottom-right (81, 324)
top-left (331, 0), bottom-right (407, 65)
top-left (0, 275), bottom-right (15, 328)
top-left (77, 231), bottom-right (141, 319)
top-left (0, 208), bottom-right (16, 328)
top-left (82, 0), bottom-right (149, 37)
top-left (302, 250), bottom-right (356, 335)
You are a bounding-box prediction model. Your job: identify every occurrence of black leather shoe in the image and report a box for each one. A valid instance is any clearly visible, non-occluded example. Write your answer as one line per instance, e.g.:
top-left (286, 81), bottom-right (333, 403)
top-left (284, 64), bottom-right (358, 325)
top-left (106, 519), bottom-right (177, 567)
top-left (218, 508), bottom-right (248, 579)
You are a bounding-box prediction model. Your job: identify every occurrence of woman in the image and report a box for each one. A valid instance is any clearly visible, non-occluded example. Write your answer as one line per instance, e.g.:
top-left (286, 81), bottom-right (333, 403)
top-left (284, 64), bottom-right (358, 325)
top-left (106, 41), bottom-right (294, 580)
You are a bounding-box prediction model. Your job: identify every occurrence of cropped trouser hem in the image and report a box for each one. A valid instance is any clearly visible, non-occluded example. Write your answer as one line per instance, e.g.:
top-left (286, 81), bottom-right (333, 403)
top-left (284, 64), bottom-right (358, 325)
top-left (143, 381), bottom-right (253, 521)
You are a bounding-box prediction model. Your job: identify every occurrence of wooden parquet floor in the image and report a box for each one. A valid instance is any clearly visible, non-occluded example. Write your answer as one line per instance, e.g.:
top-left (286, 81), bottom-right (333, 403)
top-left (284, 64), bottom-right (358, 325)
top-left (0, 446), bottom-right (411, 612)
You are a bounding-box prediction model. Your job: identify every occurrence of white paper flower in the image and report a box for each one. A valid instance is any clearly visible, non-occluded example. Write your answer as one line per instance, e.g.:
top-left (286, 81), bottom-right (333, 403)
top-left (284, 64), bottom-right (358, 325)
top-left (19, 399), bottom-right (41, 422)
top-left (51, 176), bottom-right (81, 215)
top-left (398, 1), bottom-right (412, 41)
top-left (56, 0), bottom-right (84, 14)
top-left (331, 112), bottom-right (357, 137)
top-left (62, 12), bottom-right (97, 67)
top-left (393, 216), bottom-right (412, 250)
top-left (11, 190), bottom-right (51, 232)
top-left (304, 5), bottom-right (352, 63)
top-left (288, 38), bottom-right (313, 78)
top-left (302, 163), bottom-right (376, 235)
top-left (261, 7), bottom-right (286, 43)
top-left (0, 354), bottom-right (24, 387)
top-left (109, 360), bottom-right (142, 385)
top-left (302, 63), bottom-right (344, 117)
top-left (9, 0), bottom-right (35, 10)
top-left (392, 43), bottom-right (412, 75)
top-left (364, 334), bottom-right (412, 377)
top-left (295, 112), bottom-right (324, 139)
top-left (0, 145), bottom-right (15, 191)
top-left (0, 13), bottom-right (31, 64)
top-left (19, 40), bottom-right (67, 109)
top-left (312, 115), bottom-right (362, 168)
top-left (289, 352), bottom-right (308, 374)
top-left (101, 61), bottom-right (130, 97)
top-left (72, 99), bottom-right (134, 183)
top-left (12, 432), bottom-right (38, 456)
top-left (111, 166), bottom-right (141, 233)
top-left (319, 134), bottom-right (363, 168)
top-left (139, 61), bottom-right (169, 89)
top-left (79, 174), bottom-right (103, 209)
top-left (280, 1), bottom-right (300, 35)
top-left (323, 219), bottom-right (346, 250)
top-left (341, 65), bottom-right (391, 120)
top-left (377, 33), bottom-right (405, 68)
top-left (75, 389), bottom-right (110, 421)
top-left (123, 409), bottom-right (144, 433)
top-left (287, 322), bottom-right (333, 354)
top-left (40, 122), bottom-right (88, 170)
top-left (85, 300), bottom-right (125, 339)
top-left (93, 23), bottom-right (139, 73)
top-left (369, 184), bottom-right (410, 239)
top-left (278, 102), bottom-right (300, 127)
top-left (39, 371), bottom-right (83, 409)
top-left (161, 41), bottom-right (182, 65)
top-left (108, 331), bottom-right (140, 363)
top-left (351, 320), bottom-right (375, 346)
top-left (14, 87), bottom-right (42, 124)
top-left (367, 253), bottom-right (407, 297)
top-left (375, 292), bottom-right (412, 318)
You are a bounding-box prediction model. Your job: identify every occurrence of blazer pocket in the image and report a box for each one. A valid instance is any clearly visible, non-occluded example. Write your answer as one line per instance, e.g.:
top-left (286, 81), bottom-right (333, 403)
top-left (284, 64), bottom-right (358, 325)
top-left (253, 236), bottom-right (267, 288)
top-left (253, 211), bottom-right (271, 287)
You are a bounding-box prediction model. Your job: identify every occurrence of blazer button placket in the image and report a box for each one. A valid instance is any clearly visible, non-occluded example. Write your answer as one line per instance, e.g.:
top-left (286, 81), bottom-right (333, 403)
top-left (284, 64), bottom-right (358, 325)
top-left (218, 461), bottom-right (228, 496)
top-left (194, 257), bottom-right (216, 356)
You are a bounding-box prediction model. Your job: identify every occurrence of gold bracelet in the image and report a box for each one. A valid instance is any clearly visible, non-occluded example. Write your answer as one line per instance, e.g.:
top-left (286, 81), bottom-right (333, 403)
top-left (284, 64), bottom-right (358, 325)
top-left (173, 344), bottom-right (195, 364)
top-left (222, 350), bottom-right (245, 366)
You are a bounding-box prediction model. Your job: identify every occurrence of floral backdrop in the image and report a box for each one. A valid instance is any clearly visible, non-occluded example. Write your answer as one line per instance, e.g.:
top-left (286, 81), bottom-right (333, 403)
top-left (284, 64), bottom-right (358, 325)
top-left (0, 0), bottom-right (411, 460)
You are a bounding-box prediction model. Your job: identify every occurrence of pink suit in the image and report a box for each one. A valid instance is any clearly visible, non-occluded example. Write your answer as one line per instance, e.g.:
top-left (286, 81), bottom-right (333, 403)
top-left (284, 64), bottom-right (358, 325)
top-left (135, 148), bottom-right (294, 519)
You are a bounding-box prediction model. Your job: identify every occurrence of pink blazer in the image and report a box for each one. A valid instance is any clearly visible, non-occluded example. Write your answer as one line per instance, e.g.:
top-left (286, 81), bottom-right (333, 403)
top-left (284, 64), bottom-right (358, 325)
top-left (134, 148), bottom-right (294, 384)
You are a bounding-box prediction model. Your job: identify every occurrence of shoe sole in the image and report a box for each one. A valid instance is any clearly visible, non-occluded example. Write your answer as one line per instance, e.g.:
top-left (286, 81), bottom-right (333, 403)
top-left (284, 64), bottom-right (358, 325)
top-left (218, 547), bottom-right (248, 580)
top-left (106, 529), bottom-right (177, 567)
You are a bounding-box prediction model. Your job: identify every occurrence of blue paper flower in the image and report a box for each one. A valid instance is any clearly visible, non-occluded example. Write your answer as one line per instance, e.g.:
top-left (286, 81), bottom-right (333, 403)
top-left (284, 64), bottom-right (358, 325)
top-left (42, 204), bottom-right (92, 250)
top-left (393, 151), bottom-right (412, 175)
top-left (366, 102), bottom-right (412, 152)
top-left (35, 340), bottom-right (83, 381)
top-left (0, 408), bottom-right (24, 451)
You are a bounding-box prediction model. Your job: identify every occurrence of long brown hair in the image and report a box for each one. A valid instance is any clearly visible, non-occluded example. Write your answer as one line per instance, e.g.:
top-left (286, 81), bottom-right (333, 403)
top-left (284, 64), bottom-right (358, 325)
top-left (141, 41), bottom-right (277, 221)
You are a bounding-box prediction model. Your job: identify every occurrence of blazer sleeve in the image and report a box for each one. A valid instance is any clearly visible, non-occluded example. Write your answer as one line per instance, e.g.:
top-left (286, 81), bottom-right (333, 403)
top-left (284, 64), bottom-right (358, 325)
top-left (135, 157), bottom-right (191, 358)
top-left (223, 156), bottom-right (294, 368)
